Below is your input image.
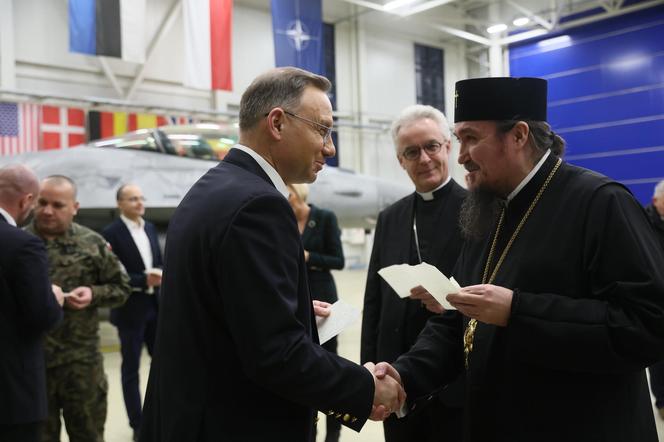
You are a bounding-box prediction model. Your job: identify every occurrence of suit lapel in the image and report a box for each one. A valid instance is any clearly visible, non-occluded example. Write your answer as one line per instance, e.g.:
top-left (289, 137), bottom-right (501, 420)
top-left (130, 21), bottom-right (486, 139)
top-left (116, 218), bottom-right (146, 270)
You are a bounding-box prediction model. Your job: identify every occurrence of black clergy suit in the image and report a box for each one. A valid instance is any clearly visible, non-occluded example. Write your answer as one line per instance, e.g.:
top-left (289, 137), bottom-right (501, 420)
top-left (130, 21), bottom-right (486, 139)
top-left (102, 217), bottom-right (162, 433)
top-left (393, 153), bottom-right (664, 442)
top-left (361, 179), bottom-right (466, 442)
top-left (140, 148), bottom-right (374, 442)
top-left (0, 214), bottom-right (62, 441)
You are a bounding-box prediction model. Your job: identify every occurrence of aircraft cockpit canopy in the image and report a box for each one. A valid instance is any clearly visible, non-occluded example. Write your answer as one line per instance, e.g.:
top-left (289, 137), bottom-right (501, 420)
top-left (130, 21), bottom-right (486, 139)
top-left (90, 124), bottom-right (239, 161)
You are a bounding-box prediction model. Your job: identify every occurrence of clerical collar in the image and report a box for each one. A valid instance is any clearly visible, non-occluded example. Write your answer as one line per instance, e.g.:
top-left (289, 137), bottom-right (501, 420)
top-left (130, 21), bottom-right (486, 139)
top-left (231, 144), bottom-right (289, 199)
top-left (507, 149), bottom-right (551, 202)
top-left (416, 175), bottom-right (452, 201)
top-left (0, 207), bottom-right (16, 226)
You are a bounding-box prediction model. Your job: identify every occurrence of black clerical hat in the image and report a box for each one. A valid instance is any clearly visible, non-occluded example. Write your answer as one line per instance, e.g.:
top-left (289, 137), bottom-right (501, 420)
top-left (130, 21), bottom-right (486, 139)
top-left (454, 77), bottom-right (548, 123)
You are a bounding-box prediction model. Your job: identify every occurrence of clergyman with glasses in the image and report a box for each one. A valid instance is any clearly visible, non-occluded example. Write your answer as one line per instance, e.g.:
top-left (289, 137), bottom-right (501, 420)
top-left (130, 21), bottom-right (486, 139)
top-left (101, 184), bottom-right (163, 442)
top-left (361, 104), bottom-right (466, 442)
top-left (139, 67), bottom-right (405, 442)
top-left (371, 77), bottom-right (664, 442)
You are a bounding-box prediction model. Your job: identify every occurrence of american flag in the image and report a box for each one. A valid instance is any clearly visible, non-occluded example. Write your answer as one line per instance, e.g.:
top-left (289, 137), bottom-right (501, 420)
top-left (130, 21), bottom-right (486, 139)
top-left (0, 102), bottom-right (41, 156)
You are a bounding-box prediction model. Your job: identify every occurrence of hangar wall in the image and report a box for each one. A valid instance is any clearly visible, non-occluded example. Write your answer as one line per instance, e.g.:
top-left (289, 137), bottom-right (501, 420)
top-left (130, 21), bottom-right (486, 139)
top-left (509, 5), bottom-right (664, 205)
top-left (5, 0), bottom-right (468, 185)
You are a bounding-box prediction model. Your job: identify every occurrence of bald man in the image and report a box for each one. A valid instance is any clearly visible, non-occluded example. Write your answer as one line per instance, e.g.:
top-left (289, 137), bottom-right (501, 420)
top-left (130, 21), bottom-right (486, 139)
top-left (0, 165), bottom-right (63, 442)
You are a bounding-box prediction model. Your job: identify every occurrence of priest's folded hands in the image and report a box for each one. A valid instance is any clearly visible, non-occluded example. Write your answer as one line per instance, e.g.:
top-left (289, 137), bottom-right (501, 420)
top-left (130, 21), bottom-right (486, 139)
top-left (446, 284), bottom-right (513, 327)
top-left (364, 361), bottom-right (406, 421)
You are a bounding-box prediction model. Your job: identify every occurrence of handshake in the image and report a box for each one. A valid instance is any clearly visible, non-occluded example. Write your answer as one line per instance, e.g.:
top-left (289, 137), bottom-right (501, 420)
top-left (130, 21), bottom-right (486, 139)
top-left (364, 361), bottom-right (405, 421)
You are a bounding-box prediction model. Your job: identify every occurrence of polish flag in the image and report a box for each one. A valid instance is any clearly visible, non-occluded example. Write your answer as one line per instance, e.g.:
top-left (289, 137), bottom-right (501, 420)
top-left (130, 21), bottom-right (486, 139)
top-left (183, 0), bottom-right (233, 91)
top-left (41, 106), bottom-right (86, 149)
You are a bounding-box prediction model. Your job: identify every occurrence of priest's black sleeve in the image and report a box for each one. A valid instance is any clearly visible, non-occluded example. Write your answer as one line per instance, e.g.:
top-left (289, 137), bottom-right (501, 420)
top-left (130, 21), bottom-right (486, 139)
top-left (507, 182), bottom-right (664, 373)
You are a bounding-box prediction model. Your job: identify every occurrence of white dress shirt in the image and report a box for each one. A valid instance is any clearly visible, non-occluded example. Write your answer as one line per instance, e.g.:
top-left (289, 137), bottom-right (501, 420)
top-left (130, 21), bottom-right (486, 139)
top-left (0, 207), bottom-right (17, 226)
top-left (120, 214), bottom-right (153, 270)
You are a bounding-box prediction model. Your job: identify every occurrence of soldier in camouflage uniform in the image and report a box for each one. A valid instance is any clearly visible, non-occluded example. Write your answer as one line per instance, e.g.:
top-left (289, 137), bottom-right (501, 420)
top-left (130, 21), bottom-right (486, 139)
top-left (26, 175), bottom-right (130, 442)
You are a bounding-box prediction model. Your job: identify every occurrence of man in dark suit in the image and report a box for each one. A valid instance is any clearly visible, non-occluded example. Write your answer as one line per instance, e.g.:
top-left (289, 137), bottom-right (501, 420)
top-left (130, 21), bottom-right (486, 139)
top-left (102, 183), bottom-right (162, 441)
top-left (0, 164), bottom-right (63, 442)
top-left (139, 67), bottom-right (404, 442)
top-left (361, 105), bottom-right (466, 442)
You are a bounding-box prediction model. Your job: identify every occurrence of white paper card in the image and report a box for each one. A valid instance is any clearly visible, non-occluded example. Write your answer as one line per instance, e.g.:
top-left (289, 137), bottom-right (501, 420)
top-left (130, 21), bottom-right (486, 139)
top-left (316, 300), bottom-right (361, 345)
top-left (378, 262), bottom-right (461, 310)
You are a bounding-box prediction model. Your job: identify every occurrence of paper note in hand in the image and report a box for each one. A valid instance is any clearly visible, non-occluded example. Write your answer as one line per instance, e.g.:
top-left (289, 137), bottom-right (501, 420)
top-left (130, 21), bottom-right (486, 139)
top-left (316, 300), bottom-right (361, 345)
top-left (378, 262), bottom-right (461, 310)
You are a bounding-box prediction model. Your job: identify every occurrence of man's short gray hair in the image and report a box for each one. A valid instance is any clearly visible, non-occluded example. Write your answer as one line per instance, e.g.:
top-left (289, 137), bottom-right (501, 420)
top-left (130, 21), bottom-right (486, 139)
top-left (239, 67), bottom-right (331, 131)
top-left (44, 175), bottom-right (78, 199)
top-left (654, 180), bottom-right (664, 197)
top-left (390, 105), bottom-right (451, 149)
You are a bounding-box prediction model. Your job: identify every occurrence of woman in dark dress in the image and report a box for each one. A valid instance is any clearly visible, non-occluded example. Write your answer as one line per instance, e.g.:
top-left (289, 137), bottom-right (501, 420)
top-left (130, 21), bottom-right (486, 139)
top-left (287, 183), bottom-right (345, 442)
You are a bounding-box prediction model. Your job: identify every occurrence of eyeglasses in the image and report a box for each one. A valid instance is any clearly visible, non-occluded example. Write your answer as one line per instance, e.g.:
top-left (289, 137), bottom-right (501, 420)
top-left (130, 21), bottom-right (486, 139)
top-left (283, 110), bottom-right (334, 145)
top-left (400, 141), bottom-right (445, 161)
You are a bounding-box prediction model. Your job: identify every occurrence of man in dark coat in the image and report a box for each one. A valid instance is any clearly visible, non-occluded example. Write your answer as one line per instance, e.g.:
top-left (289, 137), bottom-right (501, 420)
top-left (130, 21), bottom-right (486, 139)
top-left (0, 164), bottom-right (63, 442)
top-left (102, 183), bottom-right (163, 441)
top-left (372, 77), bottom-right (664, 442)
top-left (139, 67), bottom-right (404, 442)
top-left (644, 180), bottom-right (664, 418)
top-left (361, 104), bottom-right (466, 442)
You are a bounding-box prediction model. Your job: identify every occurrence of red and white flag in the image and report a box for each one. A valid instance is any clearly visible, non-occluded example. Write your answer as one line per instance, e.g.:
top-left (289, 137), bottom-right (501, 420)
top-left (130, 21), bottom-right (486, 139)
top-left (41, 106), bottom-right (87, 149)
top-left (0, 102), bottom-right (41, 156)
top-left (183, 0), bottom-right (233, 91)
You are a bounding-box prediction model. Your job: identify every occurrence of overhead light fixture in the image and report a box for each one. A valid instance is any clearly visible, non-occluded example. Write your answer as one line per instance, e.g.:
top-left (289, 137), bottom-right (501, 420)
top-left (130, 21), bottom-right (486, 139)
top-left (513, 17), bottom-right (530, 26)
top-left (383, 0), bottom-right (417, 11)
top-left (487, 24), bottom-right (507, 34)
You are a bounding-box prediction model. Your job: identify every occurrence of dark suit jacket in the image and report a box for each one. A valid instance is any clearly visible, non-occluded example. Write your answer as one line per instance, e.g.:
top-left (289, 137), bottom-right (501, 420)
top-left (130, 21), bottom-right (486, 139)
top-left (361, 179), bottom-right (466, 407)
top-left (0, 214), bottom-right (62, 425)
top-left (303, 204), bottom-right (344, 304)
top-left (102, 218), bottom-right (162, 328)
top-left (140, 148), bottom-right (374, 442)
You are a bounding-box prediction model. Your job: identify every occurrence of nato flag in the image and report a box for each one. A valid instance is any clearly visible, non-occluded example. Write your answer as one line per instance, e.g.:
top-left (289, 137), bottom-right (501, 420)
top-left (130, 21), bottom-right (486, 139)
top-left (271, 0), bottom-right (324, 75)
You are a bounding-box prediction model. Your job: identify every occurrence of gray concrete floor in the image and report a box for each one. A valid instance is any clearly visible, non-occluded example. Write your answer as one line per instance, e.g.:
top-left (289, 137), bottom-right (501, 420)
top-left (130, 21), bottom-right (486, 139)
top-left (59, 268), bottom-right (664, 441)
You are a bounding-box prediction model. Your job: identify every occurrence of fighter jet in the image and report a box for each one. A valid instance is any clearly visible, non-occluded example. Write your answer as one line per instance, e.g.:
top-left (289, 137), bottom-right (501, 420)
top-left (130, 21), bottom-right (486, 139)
top-left (1, 124), bottom-right (411, 231)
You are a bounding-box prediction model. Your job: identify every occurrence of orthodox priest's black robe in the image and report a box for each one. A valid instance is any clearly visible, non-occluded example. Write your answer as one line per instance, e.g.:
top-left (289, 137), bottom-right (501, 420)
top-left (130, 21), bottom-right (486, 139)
top-left (393, 153), bottom-right (664, 442)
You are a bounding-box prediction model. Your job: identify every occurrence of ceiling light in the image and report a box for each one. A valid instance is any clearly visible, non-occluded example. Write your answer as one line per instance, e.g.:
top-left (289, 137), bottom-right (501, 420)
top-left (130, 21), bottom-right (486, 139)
top-left (487, 24), bottom-right (507, 34)
top-left (383, 0), bottom-right (417, 11)
top-left (513, 17), bottom-right (530, 26)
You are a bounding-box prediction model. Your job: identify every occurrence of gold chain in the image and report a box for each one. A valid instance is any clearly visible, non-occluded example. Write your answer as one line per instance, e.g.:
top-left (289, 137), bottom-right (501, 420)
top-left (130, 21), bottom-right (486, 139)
top-left (463, 158), bottom-right (562, 369)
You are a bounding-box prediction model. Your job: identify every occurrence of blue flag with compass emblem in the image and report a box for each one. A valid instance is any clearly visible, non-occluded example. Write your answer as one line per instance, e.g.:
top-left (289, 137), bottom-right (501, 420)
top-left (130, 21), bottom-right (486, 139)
top-left (271, 0), bottom-right (324, 75)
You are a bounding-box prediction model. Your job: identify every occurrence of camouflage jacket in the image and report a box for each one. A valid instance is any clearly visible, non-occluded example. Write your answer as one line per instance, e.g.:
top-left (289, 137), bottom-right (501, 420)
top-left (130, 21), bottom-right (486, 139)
top-left (25, 222), bottom-right (130, 368)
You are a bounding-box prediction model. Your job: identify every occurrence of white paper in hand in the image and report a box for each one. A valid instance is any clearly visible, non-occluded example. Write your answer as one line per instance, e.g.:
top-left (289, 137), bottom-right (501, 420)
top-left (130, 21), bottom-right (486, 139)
top-left (378, 262), bottom-right (461, 310)
top-left (316, 300), bottom-right (361, 345)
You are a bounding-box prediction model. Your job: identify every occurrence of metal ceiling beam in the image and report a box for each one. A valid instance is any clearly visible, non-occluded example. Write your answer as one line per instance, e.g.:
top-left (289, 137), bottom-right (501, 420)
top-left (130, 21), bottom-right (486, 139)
top-left (399, 0), bottom-right (457, 17)
top-left (97, 57), bottom-right (124, 97)
top-left (431, 23), bottom-right (491, 45)
top-left (506, 0), bottom-right (554, 30)
top-left (125, 0), bottom-right (182, 101)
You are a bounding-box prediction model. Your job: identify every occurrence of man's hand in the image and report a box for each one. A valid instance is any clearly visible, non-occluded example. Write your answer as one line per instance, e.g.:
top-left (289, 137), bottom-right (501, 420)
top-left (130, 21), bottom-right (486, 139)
top-left (312, 300), bottom-right (332, 318)
top-left (52, 284), bottom-right (65, 307)
top-left (364, 362), bottom-right (406, 421)
top-left (304, 250), bottom-right (310, 262)
top-left (409, 285), bottom-right (444, 314)
top-left (446, 284), bottom-right (513, 326)
top-left (65, 286), bottom-right (93, 310)
top-left (146, 273), bottom-right (162, 288)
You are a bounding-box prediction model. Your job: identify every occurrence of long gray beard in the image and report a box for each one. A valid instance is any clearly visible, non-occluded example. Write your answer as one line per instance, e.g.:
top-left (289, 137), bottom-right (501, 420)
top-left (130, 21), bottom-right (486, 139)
top-left (459, 189), bottom-right (503, 240)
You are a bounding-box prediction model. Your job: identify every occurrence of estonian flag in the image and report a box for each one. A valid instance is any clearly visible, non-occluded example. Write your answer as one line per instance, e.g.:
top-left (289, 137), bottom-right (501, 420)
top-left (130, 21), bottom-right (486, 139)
top-left (271, 0), bottom-right (324, 75)
top-left (183, 0), bottom-right (233, 91)
top-left (69, 0), bottom-right (146, 64)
